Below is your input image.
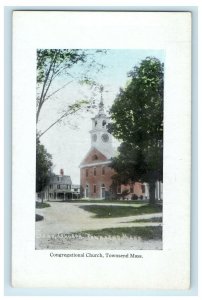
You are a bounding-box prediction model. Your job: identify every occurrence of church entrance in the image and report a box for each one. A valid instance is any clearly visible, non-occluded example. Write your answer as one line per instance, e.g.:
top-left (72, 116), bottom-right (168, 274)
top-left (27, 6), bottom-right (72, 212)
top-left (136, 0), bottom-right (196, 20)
top-left (101, 184), bottom-right (105, 199)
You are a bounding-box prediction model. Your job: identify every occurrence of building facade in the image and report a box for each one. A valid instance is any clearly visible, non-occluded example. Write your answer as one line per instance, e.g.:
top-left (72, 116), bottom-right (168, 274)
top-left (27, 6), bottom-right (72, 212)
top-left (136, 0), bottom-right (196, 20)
top-left (79, 96), bottom-right (149, 200)
top-left (80, 96), bottom-right (116, 199)
top-left (41, 169), bottom-right (80, 201)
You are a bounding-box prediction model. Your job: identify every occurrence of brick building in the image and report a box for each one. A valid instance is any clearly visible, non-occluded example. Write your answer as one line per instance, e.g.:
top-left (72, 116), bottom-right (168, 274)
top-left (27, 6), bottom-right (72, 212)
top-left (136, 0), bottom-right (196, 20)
top-left (79, 95), bottom-right (150, 200)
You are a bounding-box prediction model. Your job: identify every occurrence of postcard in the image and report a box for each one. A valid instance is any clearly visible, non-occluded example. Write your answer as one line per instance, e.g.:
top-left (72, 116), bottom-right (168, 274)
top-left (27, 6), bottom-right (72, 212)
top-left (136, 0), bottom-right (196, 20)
top-left (12, 11), bottom-right (191, 289)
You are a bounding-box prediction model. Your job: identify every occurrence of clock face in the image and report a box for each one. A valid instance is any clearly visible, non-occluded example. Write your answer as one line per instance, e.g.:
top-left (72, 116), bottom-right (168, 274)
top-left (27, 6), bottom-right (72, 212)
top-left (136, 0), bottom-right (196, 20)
top-left (101, 133), bottom-right (109, 143)
top-left (92, 134), bottom-right (97, 142)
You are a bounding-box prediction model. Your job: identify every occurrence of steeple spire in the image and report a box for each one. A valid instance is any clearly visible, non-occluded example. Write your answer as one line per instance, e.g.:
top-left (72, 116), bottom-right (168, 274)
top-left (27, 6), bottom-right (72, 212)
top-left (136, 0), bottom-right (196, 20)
top-left (98, 85), bottom-right (105, 116)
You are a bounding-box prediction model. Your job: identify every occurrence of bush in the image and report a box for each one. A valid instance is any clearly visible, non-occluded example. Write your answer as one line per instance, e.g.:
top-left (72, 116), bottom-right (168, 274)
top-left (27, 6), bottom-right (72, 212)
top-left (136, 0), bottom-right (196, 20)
top-left (121, 189), bottom-right (130, 198)
top-left (131, 194), bottom-right (138, 200)
top-left (35, 214), bottom-right (44, 222)
top-left (36, 201), bottom-right (51, 208)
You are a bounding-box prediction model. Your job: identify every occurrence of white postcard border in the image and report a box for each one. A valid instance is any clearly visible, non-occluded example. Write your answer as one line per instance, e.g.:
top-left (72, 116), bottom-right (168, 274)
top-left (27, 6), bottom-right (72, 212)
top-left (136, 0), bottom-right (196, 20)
top-left (12, 11), bottom-right (191, 289)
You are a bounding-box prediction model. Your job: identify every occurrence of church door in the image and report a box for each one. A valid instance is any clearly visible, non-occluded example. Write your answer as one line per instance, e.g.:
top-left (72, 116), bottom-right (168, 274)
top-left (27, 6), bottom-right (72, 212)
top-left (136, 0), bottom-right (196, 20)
top-left (101, 184), bottom-right (105, 199)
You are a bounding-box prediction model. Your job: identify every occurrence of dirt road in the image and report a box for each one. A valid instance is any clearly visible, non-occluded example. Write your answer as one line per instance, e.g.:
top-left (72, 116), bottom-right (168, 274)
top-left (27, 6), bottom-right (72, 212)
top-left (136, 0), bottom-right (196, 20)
top-left (35, 202), bottom-right (162, 250)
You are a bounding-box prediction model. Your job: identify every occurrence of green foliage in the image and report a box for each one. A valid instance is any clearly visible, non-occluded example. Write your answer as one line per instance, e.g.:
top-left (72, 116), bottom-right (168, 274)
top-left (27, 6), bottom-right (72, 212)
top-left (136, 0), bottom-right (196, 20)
top-left (36, 201), bottom-right (51, 208)
top-left (79, 204), bottom-right (162, 218)
top-left (108, 57), bottom-right (164, 203)
top-left (121, 189), bottom-right (130, 198)
top-left (36, 137), bottom-right (53, 193)
top-left (76, 226), bottom-right (162, 240)
top-left (37, 49), bottom-right (86, 83)
top-left (36, 49), bottom-right (107, 136)
top-left (131, 194), bottom-right (138, 200)
top-left (65, 199), bottom-right (148, 204)
top-left (128, 217), bottom-right (162, 223)
top-left (35, 214), bottom-right (44, 222)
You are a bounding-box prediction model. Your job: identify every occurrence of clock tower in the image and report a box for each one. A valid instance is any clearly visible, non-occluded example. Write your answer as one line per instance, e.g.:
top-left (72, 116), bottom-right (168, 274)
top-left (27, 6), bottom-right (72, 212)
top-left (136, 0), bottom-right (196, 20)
top-left (79, 93), bottom-right (115, 199)
top-left (90, 94), bottom-right (114, 159)
top-left (79, 92), bottom-right (148, 200)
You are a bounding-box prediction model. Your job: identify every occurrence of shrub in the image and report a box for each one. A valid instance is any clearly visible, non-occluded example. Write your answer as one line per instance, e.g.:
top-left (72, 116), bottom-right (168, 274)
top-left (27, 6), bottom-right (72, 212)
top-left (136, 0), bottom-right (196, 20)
top-left (35, 214), bottom-right (44, 222)
top-left (131, 194), bottom-right (138, 200)
top-left (36, 201), bottom-right (50, 208)
top-left (121, 189), bottom-right (130, 198)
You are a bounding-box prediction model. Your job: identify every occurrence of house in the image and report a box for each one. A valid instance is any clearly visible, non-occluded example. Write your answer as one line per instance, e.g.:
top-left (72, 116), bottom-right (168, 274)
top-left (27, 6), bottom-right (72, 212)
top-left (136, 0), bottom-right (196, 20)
top-left (79, 95), bottom-right (152, 200)
top-left (42, 169), bottom-right (80, 201)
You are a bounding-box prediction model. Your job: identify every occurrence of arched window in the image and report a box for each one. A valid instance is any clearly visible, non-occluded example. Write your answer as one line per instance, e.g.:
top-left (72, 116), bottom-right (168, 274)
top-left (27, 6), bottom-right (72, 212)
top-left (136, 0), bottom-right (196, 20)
top-left (86, 169), bottom-right (88, 177)
top-left (93, 185), bottom-right (96, 193)
top-left (102, 120), bottom-right (106, 127)
top-left (95, 120), bottom-right (97, 127)
top-left (94, 167), bottom-right (96, 176)
top-left (85, 184), bottom-right (89, 198)
top-left (101, 184), bottom-right (105, 198)
top-left (102, 167), bottom-right (105, 175)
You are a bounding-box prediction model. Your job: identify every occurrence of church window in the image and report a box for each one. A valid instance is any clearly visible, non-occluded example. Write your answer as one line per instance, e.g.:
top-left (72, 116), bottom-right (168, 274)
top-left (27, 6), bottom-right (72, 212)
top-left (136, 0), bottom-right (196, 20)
top-left (86, 169), bottom-right (88, 177)
top-left (92, 134), bottom-right (97, 142)
top-left (93, 185), bottom-right (96, 193)
top-left (92, 154), bottom-right (98, 160)
top-left (94, 167), bottom-right (96, 176)
top-left (101, 133), bottom-right (109, 142)
top-left (85, 184), bottom-right (89, 198)
top-left (102, 167), bottom-right (105, 175)
top-left (102, 120), bottom-right (106, 127)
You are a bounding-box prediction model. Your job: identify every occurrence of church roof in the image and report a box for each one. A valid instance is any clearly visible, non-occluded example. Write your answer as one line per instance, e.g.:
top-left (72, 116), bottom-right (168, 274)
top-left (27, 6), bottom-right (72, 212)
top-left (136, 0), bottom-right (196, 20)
top-left (79, 147), bottom-right (111, 167)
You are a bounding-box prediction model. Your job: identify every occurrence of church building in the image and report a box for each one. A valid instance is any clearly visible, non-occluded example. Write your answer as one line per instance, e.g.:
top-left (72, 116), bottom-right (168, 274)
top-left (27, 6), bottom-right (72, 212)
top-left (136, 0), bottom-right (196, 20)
top-left (79, 95), bottom-right (150, 200)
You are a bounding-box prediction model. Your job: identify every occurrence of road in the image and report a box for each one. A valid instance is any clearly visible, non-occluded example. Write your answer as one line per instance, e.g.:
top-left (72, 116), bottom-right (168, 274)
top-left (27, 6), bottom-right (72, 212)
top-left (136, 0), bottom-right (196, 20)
top-left (35, 202), bottom-right (162, 250)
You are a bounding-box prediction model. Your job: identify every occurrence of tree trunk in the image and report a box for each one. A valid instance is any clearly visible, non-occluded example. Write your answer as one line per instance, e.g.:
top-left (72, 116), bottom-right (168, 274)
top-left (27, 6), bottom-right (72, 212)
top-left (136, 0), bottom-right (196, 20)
top-left (149, 181), bottom-right (156, 204)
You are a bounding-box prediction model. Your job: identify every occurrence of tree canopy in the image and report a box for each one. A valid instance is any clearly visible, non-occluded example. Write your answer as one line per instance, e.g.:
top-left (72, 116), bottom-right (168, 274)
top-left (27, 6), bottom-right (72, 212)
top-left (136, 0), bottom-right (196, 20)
top-left (109, 57), bottom-right (164, 203)
top-left (36, 137), bottom-right (53, 193)
top-left (37, 49), bottom-right (106, 137)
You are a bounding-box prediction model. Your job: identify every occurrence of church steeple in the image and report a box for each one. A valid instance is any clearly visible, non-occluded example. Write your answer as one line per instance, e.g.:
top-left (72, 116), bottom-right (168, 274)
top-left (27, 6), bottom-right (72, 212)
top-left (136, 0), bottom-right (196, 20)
top-left (89, 88), bottom-right (114, 159)
top-left (97, 85), bottom-right (105, 116)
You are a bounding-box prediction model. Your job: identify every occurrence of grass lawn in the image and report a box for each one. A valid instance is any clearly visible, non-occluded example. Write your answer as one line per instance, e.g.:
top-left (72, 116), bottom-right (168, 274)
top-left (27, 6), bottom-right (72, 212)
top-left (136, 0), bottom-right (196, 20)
top-left (36, 201), bottom-right (51, 209)
top-left (76, 226), bottom-right (162, 240)
top-left (124, 217), bottom-right (162, 223)
top-left (65, 199), bottom-right (149, 205)
top-left (79, 204), bottom-right (162, 218)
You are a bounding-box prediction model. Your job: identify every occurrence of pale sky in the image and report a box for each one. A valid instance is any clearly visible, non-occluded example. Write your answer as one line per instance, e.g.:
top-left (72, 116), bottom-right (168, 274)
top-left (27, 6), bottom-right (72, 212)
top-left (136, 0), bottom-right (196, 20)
top-left (38, 49), bottom-right (165, 184)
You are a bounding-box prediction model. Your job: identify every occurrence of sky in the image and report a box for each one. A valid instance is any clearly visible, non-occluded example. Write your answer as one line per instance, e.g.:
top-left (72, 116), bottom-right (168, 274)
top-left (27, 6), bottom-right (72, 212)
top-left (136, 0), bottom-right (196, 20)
top-left (38, 49), bottom-right (165, 184)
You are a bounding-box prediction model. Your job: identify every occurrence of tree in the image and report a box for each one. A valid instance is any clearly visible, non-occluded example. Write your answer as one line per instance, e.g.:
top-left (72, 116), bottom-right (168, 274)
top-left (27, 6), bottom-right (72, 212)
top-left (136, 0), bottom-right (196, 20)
top-left (37, 49), bottom-right (106, 137)
top-left (108, 57), bottom-right (164, 204)
top-left (36, 137), bottom-right (53, 198)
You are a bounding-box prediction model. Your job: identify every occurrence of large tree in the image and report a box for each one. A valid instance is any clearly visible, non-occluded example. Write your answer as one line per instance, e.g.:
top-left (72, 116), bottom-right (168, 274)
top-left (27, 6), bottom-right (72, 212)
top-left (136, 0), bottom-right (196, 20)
top-left (36, 137), bottom-right (53, 196)
top-left (109, 57), bottom-right (164, 204)
top-left (37, 49), bottom-right (106, 137)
